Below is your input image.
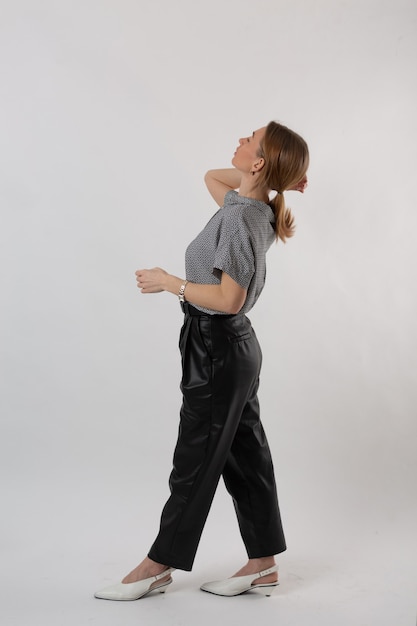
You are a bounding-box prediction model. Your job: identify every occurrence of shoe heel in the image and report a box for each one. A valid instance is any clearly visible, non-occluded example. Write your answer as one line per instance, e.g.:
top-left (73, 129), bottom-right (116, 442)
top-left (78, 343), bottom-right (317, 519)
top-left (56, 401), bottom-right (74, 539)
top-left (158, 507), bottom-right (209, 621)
top-left (157, 581), bottom-right (171, 594)
top-left (256, 583), bottom-right (279, 597)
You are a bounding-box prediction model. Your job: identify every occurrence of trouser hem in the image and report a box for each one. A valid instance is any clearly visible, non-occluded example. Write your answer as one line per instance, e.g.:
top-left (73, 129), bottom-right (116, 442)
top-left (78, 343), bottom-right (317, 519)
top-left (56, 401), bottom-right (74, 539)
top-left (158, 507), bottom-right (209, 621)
top-left (147, 549), bottom-right (193, 572)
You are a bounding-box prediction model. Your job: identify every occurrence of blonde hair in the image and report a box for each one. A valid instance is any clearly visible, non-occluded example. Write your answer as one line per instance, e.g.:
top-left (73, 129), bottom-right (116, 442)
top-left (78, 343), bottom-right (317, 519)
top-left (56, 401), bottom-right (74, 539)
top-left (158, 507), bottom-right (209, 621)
top-left (256, 121), bottom-right (309, 242)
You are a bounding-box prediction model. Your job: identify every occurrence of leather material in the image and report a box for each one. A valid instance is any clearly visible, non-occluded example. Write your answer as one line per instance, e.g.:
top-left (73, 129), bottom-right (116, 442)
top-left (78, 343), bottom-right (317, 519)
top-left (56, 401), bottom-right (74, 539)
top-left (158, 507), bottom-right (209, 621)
top-left (148, 312), bottom-right (286, 571)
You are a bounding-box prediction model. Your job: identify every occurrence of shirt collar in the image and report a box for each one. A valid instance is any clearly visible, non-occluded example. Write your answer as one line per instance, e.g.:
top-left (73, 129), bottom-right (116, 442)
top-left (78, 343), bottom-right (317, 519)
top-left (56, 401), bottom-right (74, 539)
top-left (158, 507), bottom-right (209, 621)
top-left (225, 190), bottom-right (275, 221)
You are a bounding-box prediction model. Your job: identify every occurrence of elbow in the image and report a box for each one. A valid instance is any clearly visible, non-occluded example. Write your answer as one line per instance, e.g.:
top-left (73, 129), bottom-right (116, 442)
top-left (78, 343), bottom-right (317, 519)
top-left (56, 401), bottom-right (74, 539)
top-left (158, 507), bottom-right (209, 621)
top-left (227, 302), bottom-right (243, 315)
top-left (223, 295), bottom-right (246, 315)
top-left (218, 278), bottom-right (247, 314)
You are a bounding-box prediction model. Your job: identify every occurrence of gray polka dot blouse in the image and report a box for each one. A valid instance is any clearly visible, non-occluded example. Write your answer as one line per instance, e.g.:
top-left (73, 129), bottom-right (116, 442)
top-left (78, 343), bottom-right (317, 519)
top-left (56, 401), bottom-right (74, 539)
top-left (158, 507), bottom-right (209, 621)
top-left (185, 190), bottom-right (275, 315)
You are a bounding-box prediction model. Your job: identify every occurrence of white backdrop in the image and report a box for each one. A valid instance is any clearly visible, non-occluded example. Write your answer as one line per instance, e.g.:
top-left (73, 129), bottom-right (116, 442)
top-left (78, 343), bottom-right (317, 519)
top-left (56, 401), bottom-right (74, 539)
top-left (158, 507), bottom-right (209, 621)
top-left (1, 1), bottom-right (416, 625)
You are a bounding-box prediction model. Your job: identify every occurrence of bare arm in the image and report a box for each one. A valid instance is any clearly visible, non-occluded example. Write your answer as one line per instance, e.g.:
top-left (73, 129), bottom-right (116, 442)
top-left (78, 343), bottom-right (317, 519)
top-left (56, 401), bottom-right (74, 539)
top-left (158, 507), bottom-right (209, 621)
top-left (205, 169), bottom-right (308, 205)
top-left (204, 168), bottom-right (242, 206)
top-left (135, 267), bottom-right (247, 315)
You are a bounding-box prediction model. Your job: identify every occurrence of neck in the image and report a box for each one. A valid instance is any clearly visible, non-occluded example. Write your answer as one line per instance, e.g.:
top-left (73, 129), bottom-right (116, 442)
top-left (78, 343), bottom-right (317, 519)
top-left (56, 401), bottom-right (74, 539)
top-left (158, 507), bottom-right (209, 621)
top-left (238, 176), bottom-right (269, 203)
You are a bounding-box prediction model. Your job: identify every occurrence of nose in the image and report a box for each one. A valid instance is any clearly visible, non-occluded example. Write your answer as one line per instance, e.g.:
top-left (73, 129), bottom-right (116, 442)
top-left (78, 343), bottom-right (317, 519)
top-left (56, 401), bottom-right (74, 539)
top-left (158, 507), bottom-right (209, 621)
top-left (238, 137), bottom-right (245, 145)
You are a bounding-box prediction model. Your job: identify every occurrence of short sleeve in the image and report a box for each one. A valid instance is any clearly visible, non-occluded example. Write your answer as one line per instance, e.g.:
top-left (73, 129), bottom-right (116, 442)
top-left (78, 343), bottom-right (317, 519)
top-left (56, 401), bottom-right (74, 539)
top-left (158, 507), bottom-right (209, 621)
top-left (213, 218), bottom-right (255, 289)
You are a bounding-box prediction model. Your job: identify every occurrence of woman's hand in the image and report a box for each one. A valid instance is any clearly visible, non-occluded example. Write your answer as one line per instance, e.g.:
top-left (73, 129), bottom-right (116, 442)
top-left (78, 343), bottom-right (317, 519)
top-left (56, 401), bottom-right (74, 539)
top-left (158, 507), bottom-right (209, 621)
top-left (288, 175), bottom-right (308, 193)
top-left (135, 267), bottom-right (169, 293)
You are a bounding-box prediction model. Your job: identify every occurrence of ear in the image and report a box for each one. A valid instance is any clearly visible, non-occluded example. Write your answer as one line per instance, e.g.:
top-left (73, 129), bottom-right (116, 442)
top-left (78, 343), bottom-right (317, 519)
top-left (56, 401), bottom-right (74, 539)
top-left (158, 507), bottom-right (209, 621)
top-left (252, 157), bottom-right (265, 173)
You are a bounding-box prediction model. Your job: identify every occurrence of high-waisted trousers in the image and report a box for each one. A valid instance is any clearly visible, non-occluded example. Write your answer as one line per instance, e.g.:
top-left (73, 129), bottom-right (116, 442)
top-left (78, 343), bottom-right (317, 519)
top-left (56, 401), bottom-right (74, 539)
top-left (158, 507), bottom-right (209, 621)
top-left (147, 303), bottom-right (286, 571)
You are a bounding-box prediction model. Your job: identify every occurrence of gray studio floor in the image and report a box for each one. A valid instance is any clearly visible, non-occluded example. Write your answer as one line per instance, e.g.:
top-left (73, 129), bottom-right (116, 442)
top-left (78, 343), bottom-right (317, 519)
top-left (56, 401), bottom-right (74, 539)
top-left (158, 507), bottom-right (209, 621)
top-left (2, 467), bottom-right (415, 626)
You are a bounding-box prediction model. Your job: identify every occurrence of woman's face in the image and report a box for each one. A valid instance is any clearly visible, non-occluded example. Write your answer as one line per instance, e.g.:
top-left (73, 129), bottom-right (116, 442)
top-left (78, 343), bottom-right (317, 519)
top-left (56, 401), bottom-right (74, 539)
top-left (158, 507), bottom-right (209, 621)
top-left (232, 127), bottom-right (266, 173)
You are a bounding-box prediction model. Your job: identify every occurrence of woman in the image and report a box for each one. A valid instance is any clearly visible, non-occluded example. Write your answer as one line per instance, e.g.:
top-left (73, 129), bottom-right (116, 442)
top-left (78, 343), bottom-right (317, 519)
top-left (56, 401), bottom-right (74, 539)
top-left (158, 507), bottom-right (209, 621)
top-left (95, 121), bottom-right (309, 600)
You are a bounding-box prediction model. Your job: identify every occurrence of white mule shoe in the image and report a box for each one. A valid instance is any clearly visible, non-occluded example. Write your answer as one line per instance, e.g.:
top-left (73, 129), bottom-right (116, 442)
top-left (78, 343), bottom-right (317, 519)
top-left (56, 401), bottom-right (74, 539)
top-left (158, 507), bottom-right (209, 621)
top-left (200, 565), bottom-right (278, 597)
top-left (94, 567), bottom-right (175, 601)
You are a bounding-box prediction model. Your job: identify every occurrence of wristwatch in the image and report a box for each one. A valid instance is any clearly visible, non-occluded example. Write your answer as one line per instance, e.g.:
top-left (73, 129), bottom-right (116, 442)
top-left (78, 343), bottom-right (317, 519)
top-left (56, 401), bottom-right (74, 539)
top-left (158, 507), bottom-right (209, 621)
top-left (178, 280), bottom-right (188, 303)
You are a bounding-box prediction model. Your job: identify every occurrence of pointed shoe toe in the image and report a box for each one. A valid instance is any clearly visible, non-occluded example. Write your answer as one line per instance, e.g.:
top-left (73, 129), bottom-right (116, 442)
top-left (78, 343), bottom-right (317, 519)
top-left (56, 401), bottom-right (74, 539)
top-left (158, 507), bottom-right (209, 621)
top-left (200, 565), bottom-right (279, 597)
top-left (94, 568), bottom-right (175, 601)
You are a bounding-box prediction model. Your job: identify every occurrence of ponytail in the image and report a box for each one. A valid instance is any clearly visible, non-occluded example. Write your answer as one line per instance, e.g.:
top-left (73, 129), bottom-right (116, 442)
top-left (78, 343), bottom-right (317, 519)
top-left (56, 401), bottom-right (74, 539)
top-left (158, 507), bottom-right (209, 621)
top-left (271, 192), bottom-right (295, 242)
top-left (255, 121), bottom-right (309, 243)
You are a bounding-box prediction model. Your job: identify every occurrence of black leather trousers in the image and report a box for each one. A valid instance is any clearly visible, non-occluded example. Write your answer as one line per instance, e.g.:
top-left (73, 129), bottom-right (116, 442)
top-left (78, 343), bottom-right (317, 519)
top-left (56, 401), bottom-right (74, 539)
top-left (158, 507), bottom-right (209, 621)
top-left (147, 304), bottom-right (286, 571)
